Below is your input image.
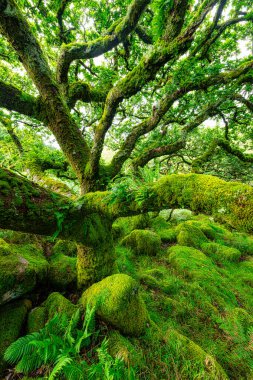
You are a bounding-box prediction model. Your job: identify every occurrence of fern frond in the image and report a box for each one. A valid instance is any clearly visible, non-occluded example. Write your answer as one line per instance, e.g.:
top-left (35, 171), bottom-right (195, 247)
top-left (48, 355), bottom-right (73, 380)
top-left (4, 332), bottom-right (41, 364)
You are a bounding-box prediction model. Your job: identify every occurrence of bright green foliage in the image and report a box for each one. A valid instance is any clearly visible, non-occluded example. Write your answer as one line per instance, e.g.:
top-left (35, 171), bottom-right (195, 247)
top-left (112, 214), bottom-right (150, 240)
top-left (0, 239), bottom-right (49, 305)
top-left (5, 307), bottom-right (134, 379)
top-left (81, 274), bottom-right (149, 336)
top-left (48, 253), bottom-right (77, 290)
top-left (121, 229), bottom-right (161, 256)
top-left (0, 299), bottom-right (31, 373)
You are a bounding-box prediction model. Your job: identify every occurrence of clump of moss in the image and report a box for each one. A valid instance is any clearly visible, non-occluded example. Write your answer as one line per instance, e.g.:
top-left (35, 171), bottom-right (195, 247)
top-left (107, 330), bottom-right (142, 366)
top-left (114, 246), bottom-right (137, 278)
top-left (0, 239), bottom-right (49, 305)
top-left (0, 299), bottom-right (31, 375)
top-left (52, 239), bottom-right (77, 257)
top-left (175, 222), bottom-right (208, 249)
top-left (26, 306), bottom-right (46, 333)
top-left (157, 228), bottom-right (177, 243)
top-left (121, 229), bottom-right (161, 256)
top-left (201, 242), bottom-right (242, 262)
top-left (164, 329), bottom-right (229, 379)
top-left (43, 292), bottom-right (77, 320)
top-left (112, 214), bottom-right (150, 239)
top-left (48, 253), bottom-right (77, 290)
top-left (80, 274), bottom-right (149, 336)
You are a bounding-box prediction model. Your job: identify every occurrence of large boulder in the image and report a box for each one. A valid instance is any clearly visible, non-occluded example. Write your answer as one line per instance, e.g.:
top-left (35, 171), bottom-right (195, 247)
top-left (121, 229), bottom-right (161, 256)
top-left (0, 299), bottom-right (31, 375)
top-left (0, 239), bottom-right (49, 305)
top-left (80, 274), bottom-right (149, 336)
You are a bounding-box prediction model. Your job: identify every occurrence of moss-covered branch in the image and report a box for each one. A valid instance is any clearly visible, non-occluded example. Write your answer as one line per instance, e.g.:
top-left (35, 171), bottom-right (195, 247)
top-left (0, 80), bottom-right (42, 120)
top-left (0, 117), bottom-right (24, 154)
top-left (108, 174), bottom-right (253, 233)
top-left (109, 61), bottom-right (252, 177)
top-left (56, 0), bottom-right (151, 84)
top-left (67, 82), bottom-right (108, 108)
top-left (0, 0), bottom-right (91, 186)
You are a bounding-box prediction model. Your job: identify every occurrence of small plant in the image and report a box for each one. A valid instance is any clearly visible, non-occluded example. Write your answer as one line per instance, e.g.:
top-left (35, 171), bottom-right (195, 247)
top-left (4, 305), bottom-right (135, 379)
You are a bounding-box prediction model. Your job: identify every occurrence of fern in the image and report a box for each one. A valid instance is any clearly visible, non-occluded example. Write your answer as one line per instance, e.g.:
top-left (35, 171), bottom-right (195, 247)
top-left (49, 356), bottom-right (73, 380)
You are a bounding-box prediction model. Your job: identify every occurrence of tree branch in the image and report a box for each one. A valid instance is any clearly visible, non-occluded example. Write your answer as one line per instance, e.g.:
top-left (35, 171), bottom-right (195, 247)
top-left (67, 81), bottom-right (108, 108)
top-left (0, 80), bottom-right (42, 120)
top-left (56, 0), bottom-right (151, 84)
top-left (109, 60), bottom-right (253, 177)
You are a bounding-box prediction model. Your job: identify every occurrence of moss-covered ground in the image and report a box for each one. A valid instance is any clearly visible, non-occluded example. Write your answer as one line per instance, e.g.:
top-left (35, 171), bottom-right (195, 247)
top-left (1, 212), bottom-right (253, 379)
top-left (112, 213), bottom-right (253, 379)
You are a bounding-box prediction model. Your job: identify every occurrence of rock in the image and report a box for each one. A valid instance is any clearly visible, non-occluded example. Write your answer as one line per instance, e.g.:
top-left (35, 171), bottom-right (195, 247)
top-left (0, 239), bottom-right (49, 305)
top-left (43, 292), bottom-right (77, 320)
top-left (48, 253), bottom-right (77, 290)
top-left (159, 209), bottom-right (193, 222)
top-left (175, 221), bottom-right (208, 249)
top-left (0, 299), bottom-right (31, 375)
top-left (26, 306), bottom-right (47, 333)
top-left (52, 239), bottom-right (77, 257)
top-left (27, 292), bottom-right (77, 333)
top-left (121, 229), bottom-right (161, 256)
top-left (201, 242), bottom-right (242, 262)
top-left (80, 274), bottom-right (149, 336)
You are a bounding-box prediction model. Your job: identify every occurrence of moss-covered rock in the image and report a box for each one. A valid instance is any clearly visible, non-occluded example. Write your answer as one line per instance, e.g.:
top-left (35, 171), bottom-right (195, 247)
top-left (175, 222), bottom-right (208, 249)
top-left (121, 229), bottom-right (161, 256)
top-left (0, 299), bottom-right (31, 375)
top-left (201, 242), bottom-right (242, 262)
top-left (52, 239), bottom-right (77, 257)
top-left (157, 228), bottom-right (177, 243)
top-left (112, 214), bottom-right (150, 239)
top-left (43, 292), bottom-right (77, 320)
top-left (0, 239), bottom-right (49, 305)
top-left (48, 253), bottom-right (77, 290)
top-left (164, 329), bottom-right (229, 379)
top-left (26, 306), bottom-right (47, 333)
top-left (80, 274), bottom-right (149, 336)
top-left (107, 330), bottom-right (142, 366)
top-left (167, 245), bottom-right (217, 280)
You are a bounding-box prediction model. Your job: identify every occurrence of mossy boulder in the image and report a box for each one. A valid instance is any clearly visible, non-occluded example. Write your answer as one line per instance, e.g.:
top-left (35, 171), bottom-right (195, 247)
top-left (175, 222), bottom-right (208, 249)
top-left (26, 306), bottom-right (47, 333)
top-left (43, 292), bottom-right (77, 320)
top-left (0, 239), bottom-right (49, 305)
top-left (121, 229), bottom-right (161, 256)
top-left (80, 274), bottom-right (149, 336)
top-left (107, 330), bottom-right (142, 366)
top-left (164, 329), bottom-right (229, 379)
top-left (201, 242), bottom-right (242, 262)
top-left (0, 299), bottom-right (31, 375)
top-left (157, 228), bottom-right (177, 243)
top-left (27, 292), bottom-right (77, 333)
top-left (167, 245), bottom-right (217, 280)
top-left (48, 253), bottom-right (77, 290)
top-left (52, 239), bottom-right (77, 257)
top-left (112, 214), bottom-right (150, 239)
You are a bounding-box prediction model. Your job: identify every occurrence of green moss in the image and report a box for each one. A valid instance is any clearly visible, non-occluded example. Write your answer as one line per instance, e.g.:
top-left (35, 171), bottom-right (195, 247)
top-left (107, 330), bottom-right (142, 366)
top-left (43, 292), bottom-right (77, 320)
top-left (52, 239), bottom-right (77, 257)
top-left (26, 306), bottom-right (46, 333)
top-left (164, 329), bottom-right (229, 379)
top-left (112, 214), bottom-right (150, 239)
top-left (201, 242), bottom-right (242, 262)
top-left (48, 253), bottom-right (77, 290)
top-left (114, 246), bottom-right (137, 278)
top-left (80, 274), bottom-right (149, 336)
top-left (157, 228), bottom-right (177, 243)
top-left (75, 214), bottom-right (115, 288)
top-left (0, 239), bottom-right (49, 305)
top-left (121, 229), bottom-right (161, 256)
top-left (0, 299), bottom-right (31, 375)
top-left (175, 221), bottom-right (209, 249)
